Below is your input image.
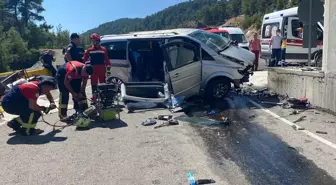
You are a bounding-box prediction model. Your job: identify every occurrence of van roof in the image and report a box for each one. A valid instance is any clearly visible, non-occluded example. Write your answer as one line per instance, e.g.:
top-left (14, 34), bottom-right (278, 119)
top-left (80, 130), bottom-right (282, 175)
top-left (263, 7), bottom-right (298, 19)
top-left (101, 28), bottom-right (198, 41)
top-left (202, 28), bottom-right (229, 33)
top-left (218, 27), bottom-right (244, 34)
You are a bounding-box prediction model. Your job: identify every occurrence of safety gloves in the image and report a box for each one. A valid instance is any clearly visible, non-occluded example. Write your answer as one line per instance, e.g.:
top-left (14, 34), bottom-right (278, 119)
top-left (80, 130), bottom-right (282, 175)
top-left (106, 66), bottom-right (112, 78)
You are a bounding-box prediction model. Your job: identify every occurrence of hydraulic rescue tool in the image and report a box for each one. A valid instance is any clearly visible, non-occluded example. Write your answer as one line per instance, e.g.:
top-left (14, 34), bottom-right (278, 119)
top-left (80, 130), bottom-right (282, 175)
top-left (74, 82), bottom-right (124, 128)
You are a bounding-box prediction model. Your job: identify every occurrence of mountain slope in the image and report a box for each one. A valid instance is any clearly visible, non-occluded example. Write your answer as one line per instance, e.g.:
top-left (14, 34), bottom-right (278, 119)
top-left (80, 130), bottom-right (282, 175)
top-left (84, 0), bottom-right (218, 35)
top-left (83, 0), bottom-right (302, 36)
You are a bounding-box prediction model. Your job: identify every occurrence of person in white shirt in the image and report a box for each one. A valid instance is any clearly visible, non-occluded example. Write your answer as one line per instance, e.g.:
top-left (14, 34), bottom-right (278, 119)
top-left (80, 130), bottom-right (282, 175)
top-left (269, 29), bottom-right (282, 67)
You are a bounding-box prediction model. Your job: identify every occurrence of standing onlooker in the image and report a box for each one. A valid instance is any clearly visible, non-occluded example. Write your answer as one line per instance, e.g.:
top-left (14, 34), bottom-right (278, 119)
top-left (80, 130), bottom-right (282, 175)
top-left (64, 33), bottom-right (85, 63)
top-left (269, 29), bottom-right (282, 67)
top-left (249, 32), bottom-right (261, 71)
top-left (40, 50), bottom-right (57, 77)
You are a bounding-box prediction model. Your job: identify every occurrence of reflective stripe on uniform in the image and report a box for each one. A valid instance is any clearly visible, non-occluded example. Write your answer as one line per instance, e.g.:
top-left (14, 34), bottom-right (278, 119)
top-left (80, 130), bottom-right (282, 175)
top-left (15, 114), bottom-right (37, 135)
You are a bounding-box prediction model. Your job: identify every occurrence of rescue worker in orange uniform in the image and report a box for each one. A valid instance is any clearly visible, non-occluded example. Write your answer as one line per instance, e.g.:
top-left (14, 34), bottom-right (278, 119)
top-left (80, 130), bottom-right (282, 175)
top-left (83, 33), bottom-right (111, 95)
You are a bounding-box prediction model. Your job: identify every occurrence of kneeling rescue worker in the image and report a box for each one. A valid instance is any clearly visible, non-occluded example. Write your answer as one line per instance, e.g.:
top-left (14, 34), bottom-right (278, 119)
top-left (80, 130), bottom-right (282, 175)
top-left (83, 33), bottom-right (111, 96)
top-left (2, 76), bottom-right (57, 136)
top-left (57, 61), bottom-right (94, 120)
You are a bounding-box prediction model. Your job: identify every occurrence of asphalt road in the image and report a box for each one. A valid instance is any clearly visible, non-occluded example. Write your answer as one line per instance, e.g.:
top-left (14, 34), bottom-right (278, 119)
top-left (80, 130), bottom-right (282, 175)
top-left (176, 95), bottom-right (336, 185)
top-left (1, 85), bottom-right (336, 184)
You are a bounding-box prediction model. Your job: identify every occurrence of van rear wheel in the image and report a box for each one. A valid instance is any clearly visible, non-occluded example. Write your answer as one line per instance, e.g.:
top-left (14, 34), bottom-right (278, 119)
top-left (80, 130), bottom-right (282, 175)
top-left (205, 78), bottom-right (231, 101)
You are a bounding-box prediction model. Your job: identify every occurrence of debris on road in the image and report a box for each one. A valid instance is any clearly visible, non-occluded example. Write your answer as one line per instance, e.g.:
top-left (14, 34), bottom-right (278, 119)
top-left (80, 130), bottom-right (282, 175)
top-left (326, 120), bottom-right (335, 123)
top-left (154, 115), bottom-right (173, 121)
top-left (316, 131), bottom-right (328, 134)
top-left (141, 118), bottom-right (157, 126)
top-left (249, 115), bottom-right (256, 118)
top-left (291, 125), bottom-right (305, 131)
top-left (261, 101), bottom-right (284, 106)
top-left (199, 118), bottom-right (230, 126)
top-left (290, 110), bottom-right (300, 115)
top-left (208, 110), bottom-right (216, 115)
top-left (288, 146), bottom-right (296, 150)
top-left (293, 116), bottom-right (307, 123)
top-left (154, 119), bottom-right (179, 129)
top-left (196, 179), bottom-right (216, 184)
top-left (188, 172), bottom-right (196, 185)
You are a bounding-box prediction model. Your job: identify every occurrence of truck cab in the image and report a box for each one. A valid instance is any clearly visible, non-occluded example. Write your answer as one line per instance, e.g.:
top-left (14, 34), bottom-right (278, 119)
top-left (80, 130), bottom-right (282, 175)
top-left (218, 27), bottom-right (250, 51)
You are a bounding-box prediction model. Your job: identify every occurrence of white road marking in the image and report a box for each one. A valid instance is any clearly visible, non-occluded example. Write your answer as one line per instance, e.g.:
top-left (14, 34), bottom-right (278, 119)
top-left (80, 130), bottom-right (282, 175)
top-left (248, 99), bottom-right (336, 150)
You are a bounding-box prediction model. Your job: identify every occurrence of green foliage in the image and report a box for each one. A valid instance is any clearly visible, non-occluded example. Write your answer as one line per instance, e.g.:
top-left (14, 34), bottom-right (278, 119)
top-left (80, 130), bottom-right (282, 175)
top-left (84, 0), bottom-right (302, 36)
top-left (0, 0), bottom-right (70, 72)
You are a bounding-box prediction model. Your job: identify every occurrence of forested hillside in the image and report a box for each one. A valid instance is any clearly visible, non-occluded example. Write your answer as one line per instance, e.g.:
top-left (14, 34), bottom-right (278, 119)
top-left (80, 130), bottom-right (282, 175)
top-left (0, 0), bottom-right (70, 72)
top-left (84, 0), bottom-right (301, 37)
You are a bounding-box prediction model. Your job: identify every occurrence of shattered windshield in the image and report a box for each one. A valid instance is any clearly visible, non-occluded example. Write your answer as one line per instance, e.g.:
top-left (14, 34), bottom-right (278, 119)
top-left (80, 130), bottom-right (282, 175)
top-left (189, 30), bottom-right (230, 52)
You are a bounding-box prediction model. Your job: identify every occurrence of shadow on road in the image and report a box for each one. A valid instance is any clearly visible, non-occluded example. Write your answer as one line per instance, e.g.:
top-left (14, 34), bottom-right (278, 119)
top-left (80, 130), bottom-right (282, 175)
top-left (6, 130), bottom-right (67, 145)
top-left (76, 119), bottom-right (128, 131)
top-left (190, 95), bottom-right (336, 185)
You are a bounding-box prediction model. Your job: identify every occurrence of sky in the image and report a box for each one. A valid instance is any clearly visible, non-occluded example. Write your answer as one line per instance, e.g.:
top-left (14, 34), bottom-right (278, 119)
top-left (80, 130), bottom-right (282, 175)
top-left (42, 0), bottom-right (187, 33)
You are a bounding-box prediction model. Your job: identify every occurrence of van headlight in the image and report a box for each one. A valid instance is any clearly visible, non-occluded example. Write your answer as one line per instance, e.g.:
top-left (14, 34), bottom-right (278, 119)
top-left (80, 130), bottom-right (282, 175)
top-left (221, 54), bottom-right (246, 66)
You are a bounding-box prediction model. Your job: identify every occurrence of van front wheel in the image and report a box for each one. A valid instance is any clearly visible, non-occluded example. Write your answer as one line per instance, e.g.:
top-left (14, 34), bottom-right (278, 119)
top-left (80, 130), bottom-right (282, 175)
top-left (205, 78), bottom-right (231, 101)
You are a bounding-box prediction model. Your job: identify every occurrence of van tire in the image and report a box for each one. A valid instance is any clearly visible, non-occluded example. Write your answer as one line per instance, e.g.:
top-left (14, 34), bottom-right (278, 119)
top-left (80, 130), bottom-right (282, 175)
top-left (106, 77), bottom-right (123, 92)
top-left (205, 78), bottom-right (231, 101)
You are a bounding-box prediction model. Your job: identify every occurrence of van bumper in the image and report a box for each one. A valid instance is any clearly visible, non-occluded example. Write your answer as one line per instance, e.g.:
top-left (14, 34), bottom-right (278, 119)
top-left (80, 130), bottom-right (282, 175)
top-left (235, 65), bottom-right (253, 87)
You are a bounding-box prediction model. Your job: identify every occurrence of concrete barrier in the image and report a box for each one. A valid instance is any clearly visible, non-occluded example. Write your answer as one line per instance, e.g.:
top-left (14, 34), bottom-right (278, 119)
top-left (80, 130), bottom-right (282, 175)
top-left (268, 68), bottom-right (336, 113)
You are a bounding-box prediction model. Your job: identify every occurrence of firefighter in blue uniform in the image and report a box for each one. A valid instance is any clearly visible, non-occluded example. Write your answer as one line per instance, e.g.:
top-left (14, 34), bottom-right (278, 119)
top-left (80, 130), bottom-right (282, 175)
top-left (57, 61), bottom-right (94, 120)
top-left (64, 33), bottom-right (85, 63)
top-left (2, 76), bottom-right (57, 136)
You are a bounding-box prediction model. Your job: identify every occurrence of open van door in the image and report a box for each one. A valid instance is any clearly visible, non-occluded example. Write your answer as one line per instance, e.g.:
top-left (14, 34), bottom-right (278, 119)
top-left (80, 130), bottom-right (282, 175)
top-left (161, 39), bottom-right (202, 98)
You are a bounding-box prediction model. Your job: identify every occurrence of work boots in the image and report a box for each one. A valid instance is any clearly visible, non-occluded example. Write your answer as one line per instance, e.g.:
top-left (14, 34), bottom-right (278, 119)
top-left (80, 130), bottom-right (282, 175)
top-left (7, 119), bottom-right (21, 131)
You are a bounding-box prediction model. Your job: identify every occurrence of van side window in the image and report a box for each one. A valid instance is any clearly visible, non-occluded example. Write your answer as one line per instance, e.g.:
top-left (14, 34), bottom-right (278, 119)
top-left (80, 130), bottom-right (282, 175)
top-left (166, 45), bottom-right (197, 70)
top-left (262, 23), bottom-right (279, 38)
top-left (202, 49), bottom-right (214, 61)
top-left (291, 19), bottom-right (304, 38)
top-left (101, 41), bottom-right (127, 60)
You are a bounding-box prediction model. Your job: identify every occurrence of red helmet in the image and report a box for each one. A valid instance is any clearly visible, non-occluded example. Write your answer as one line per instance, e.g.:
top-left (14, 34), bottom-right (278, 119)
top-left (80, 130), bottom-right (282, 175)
top-left (90, 33), bottom-right (101, 41)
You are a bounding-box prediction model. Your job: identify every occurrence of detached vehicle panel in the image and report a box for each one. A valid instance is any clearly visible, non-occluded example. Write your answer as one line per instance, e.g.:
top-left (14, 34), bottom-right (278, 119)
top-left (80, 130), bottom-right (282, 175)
top-left (100, 28), bottom-right (254, 103)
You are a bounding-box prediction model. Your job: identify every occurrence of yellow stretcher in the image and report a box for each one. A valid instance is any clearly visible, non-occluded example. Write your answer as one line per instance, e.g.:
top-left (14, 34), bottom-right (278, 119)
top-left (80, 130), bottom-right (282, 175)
top-left (0, 67), bottom-right (52, 117)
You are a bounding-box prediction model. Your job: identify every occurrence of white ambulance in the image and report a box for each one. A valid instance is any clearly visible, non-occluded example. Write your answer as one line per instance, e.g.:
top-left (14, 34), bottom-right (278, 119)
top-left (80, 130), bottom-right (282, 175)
top-left (260, 7), bottom-right (324, 66)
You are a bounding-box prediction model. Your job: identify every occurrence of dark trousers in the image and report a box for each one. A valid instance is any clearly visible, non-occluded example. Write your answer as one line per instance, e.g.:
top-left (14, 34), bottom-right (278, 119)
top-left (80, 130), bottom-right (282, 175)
top-left (2, 87), bottom-right (41, 135)
top-left (270, 49), bottom-right (282, 67)
top-left (43, 63), bottom-right (57, 77)
top-left (251, 50), bottom-right (260, 71)
top-left (57, 64), bottom-right (88, 118)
